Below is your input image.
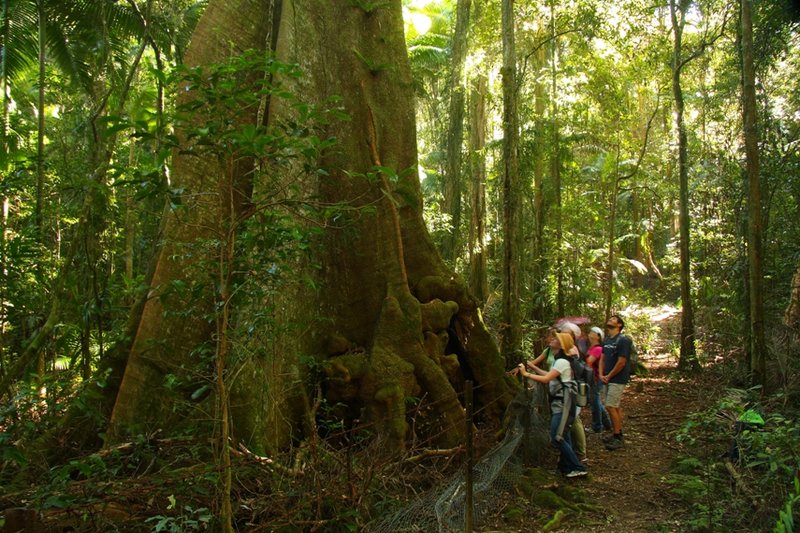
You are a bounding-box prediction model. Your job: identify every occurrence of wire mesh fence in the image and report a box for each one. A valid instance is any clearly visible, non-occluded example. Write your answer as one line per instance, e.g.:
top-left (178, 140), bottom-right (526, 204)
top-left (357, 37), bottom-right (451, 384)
top-left (366, 385), bottom-right (549, 532)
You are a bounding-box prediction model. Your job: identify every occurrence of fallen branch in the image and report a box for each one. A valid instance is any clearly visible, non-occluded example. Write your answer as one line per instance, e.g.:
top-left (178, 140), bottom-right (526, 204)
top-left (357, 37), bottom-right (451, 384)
top-left (404, 446), bottom-right (463, 463)
top-left (723, 459), bottom-right (760, 508)
top-left (232, 443), bottom-right (304, 477)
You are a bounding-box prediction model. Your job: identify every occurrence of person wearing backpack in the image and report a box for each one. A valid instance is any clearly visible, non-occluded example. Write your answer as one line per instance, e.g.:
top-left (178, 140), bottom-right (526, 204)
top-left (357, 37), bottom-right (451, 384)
top-left (513, 331), bottom-right (588, 478)
top-left (556, 321), bottom-right (588, 461)
top-left (599, 314), bottom-right (633, 451)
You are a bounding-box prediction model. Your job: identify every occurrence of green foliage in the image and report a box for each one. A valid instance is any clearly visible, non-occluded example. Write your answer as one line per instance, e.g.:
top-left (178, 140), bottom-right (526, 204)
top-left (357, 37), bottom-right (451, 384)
top-left (774, 476), bottom-right (800, 533)
top-left (670, 389), bottom-right (800, 531)
top-left (145, 496), bottom-right (212, 532)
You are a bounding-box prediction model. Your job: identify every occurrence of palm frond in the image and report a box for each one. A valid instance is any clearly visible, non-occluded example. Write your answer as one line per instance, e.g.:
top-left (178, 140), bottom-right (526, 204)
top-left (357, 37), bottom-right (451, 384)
top-left (2, 0), bottom-right (39, 82)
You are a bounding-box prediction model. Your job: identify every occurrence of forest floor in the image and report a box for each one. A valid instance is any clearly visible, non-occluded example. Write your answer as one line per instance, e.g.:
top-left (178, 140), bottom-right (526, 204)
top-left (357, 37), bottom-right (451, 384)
top-left (509, 305), bottom-right (727, 532)
top-left (0, 306), bottom-right (731, 532)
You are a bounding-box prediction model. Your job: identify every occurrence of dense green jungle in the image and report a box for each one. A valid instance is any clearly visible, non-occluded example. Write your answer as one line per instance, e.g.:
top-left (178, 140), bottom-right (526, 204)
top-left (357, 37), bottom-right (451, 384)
top-left (1, 0), bottom-right (800, 531)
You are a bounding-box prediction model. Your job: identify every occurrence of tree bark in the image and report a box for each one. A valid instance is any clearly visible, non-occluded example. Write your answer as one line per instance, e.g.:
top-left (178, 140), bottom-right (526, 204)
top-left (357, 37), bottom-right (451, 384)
top-left (501, 0), bottom-right (522, 364)
top-left (108, 0), bottom-right (515, 454)
top-left (531, 45), bottom-right (546, 324)
top-left (441, 0), bottom-right (471, 262)
top-left (468, 74), bottom-right (488, 303)
top-left (604, 141), bottom-right (621, 321)
top-left (740, 0), bottom-right (766, 386)
top-left (1, 0), bottom-right (9, 371)
top-left (36, 0), bottom-right (45, 242)
top-left (549, 2), bottom-right (564, 317)
top-left (670, 0), bottom-right (699, 372)
top-left (107, 0), bottom-right (281, 443)
top-left (785, 262), bottom-right (800, 330)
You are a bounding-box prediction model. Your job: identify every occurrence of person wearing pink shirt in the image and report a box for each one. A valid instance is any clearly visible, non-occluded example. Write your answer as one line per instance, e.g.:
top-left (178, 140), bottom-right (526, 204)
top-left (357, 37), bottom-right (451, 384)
top-left (586, 326), bottom-right (611, 433)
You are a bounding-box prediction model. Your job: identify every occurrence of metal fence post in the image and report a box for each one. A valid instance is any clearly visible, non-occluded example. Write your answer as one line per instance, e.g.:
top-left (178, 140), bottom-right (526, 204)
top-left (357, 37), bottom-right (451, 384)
top-left (465, 380), bottom-right (474, 532)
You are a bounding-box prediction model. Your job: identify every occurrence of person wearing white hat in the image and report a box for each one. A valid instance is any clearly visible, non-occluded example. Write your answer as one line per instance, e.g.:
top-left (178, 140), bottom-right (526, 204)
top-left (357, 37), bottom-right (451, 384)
top-left (587, 326), bottom-right (612, 433)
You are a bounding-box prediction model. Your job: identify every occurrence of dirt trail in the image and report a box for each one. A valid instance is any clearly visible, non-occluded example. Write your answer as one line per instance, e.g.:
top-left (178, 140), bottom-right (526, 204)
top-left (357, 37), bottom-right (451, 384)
top-left (571, 307), bottom-right (721, 532)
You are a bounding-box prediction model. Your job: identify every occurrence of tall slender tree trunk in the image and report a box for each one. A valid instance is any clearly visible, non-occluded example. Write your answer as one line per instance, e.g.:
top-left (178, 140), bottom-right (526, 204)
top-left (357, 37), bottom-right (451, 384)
top-left (531, 46), bottom-right (546, 323)
top-left (36, 0), bottom-right (46, 242)
top-left (1, 0), bottom-right (9, 366)
top-left (670, 0), bottom-right (699, 372)
top-left (468, 74), bottom-right (488, 303)
top-left (549, 2), bottom-right (563, 316)
top-left (125, 143), bottom-right (136, 282)
top-left (442, 0), bottom-right (471, 262)
top-left (604, 140), bottom-right (621, 321)
top-left (740, 0), bottom-right (765, 386)
top-left (501, 0), bottom-right (521, 363)
top-left (36, 0), bottom-right (47, 393)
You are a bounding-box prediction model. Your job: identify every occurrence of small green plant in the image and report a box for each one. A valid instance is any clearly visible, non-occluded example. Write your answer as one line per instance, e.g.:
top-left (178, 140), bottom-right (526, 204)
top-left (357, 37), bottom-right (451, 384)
top-left (774, 476), bottom-right (800, 533)
top-left (145, 495), bottom-right (212, 532)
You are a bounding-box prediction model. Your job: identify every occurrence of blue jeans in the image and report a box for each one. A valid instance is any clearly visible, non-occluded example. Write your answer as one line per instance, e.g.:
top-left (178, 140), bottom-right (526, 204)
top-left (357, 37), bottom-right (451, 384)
top-left (590, 383), bottom-right (611, 432)
top-left (550, 409), bottom-right (585, 474)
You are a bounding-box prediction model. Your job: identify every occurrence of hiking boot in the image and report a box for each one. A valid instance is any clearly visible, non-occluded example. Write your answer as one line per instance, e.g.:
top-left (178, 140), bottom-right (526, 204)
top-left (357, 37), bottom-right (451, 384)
top-left (566, 469), bottom-right (588, 478)
top-left (605, 436), bottom-right (624, 450)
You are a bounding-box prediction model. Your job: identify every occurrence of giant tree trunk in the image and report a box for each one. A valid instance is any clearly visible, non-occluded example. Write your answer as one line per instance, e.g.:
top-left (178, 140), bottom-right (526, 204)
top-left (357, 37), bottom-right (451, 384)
top-left (670, 0), bottom-right (699, 372)
top-left (108, 0), bottom-right (515, 455)
top-left (107, 0), bottom-right (282, 443)
top-left (741, 0), bottom-right (766, 387)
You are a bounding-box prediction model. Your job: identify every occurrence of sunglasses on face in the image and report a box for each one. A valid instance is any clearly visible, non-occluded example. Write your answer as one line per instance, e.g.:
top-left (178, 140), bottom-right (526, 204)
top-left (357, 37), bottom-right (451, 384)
top-left (605, 323), bottom-right (618, 329)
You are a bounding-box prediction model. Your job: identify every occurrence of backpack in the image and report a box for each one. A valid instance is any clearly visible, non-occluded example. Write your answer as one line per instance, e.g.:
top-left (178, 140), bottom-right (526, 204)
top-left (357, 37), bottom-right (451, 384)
top-left (555, 352), bottom-right (593, 407)
top-left (629, 342), bottom-right (639, 375)
top-left (610, 334), bottom-right (639, 375)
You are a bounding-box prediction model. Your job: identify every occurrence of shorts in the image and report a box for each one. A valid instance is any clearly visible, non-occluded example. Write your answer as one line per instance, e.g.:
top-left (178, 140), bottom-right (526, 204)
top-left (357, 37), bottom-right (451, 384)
top-left (603, 383), bottom-right (626, 408)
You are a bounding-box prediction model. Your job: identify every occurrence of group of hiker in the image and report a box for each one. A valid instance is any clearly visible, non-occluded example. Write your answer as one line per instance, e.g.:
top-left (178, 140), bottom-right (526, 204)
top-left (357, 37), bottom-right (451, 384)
top-left (510, 314), bottom-right (635, 478)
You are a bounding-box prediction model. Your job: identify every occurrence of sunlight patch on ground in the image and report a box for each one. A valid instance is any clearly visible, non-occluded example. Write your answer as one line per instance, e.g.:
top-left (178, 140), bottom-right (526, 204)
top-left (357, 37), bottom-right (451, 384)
top-left (623, 304), bottom-right (680, 323)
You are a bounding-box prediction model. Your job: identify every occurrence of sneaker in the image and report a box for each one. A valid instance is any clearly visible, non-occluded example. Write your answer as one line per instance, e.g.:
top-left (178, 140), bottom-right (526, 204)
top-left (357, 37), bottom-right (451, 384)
top-left (566, 470), bottom-right (588, 478)
top-left (605, 437), bottom-right (624, 450)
